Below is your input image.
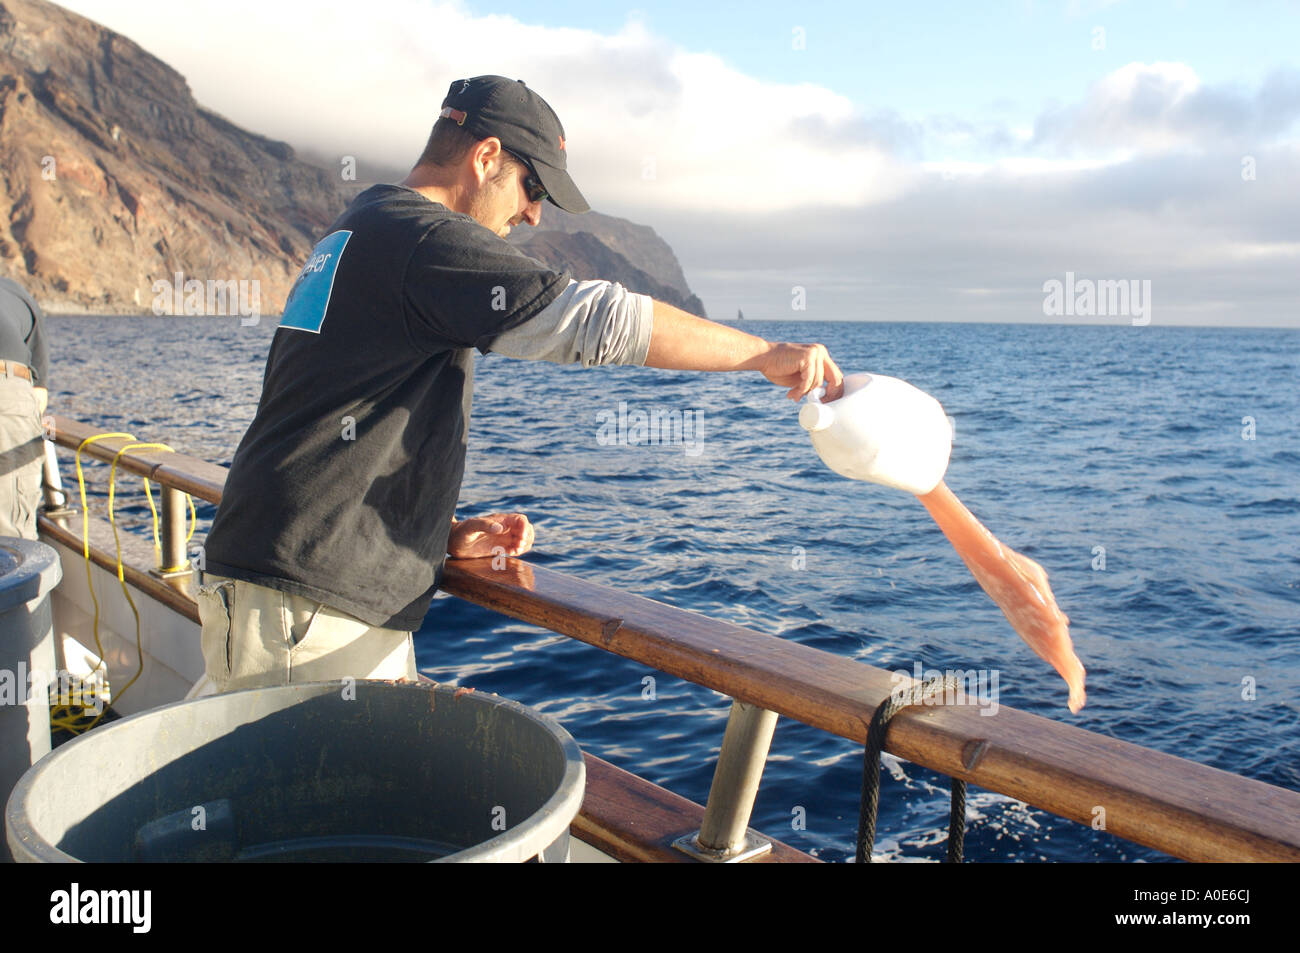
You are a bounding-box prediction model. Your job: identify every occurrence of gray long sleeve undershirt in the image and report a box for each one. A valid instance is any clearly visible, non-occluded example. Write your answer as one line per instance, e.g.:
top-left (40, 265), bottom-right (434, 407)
top-left (488, 278), bottom-right (654, 367)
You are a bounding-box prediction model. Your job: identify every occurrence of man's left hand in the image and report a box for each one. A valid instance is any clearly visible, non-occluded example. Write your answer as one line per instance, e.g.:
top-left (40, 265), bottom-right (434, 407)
top-left (447, 512), bottom-right (535, 559)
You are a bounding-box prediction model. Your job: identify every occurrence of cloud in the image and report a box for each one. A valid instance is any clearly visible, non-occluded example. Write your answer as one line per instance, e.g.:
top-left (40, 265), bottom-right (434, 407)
top-left (1032, 62), bottom-right (1300, 156)
top-left (57, 0), bottom-right (913, 212)
top-left (649, 140), bottom-right (1300, 327)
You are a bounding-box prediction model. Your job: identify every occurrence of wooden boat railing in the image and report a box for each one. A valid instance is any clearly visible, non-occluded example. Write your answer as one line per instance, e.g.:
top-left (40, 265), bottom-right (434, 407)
top-left (40, 414), bottom-right (1300, 863)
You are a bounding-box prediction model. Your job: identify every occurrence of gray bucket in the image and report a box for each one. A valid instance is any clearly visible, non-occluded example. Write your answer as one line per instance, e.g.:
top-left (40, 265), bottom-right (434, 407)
top-left (6, 680), bottom-right (585, 862)
top-left (0, 537), bottom-right (62, 862)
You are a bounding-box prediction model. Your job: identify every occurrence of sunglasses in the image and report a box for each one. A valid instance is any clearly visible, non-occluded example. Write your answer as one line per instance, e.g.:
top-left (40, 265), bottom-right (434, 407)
top-left (503, 149), bottom-right (549, 204)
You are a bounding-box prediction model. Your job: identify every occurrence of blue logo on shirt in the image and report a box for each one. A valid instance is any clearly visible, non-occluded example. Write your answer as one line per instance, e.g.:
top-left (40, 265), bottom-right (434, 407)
top-left (279, 230), bottom-right (352, 334)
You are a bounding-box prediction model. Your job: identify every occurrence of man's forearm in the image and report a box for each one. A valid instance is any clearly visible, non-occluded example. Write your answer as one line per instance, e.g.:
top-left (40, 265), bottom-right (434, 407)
top-left (643, 299), bottom-right (844, 401)
top-left (644, 300), bottom-right (774, 371)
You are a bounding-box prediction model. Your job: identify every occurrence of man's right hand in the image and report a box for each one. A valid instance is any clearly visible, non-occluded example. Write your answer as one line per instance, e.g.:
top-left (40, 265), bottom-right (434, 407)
top-left (757, 342), bottom-right (844, 402)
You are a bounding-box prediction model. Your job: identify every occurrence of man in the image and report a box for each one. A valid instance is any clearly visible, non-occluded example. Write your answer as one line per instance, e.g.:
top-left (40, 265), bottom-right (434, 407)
top-left (198, 75), bottom-right (842, 693)
top-left (0, 276), bottom-right (50, 541)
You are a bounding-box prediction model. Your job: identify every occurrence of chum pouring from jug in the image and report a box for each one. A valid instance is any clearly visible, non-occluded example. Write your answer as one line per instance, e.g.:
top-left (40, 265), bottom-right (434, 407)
top-left (799, 373), bottom-right (1087, 713)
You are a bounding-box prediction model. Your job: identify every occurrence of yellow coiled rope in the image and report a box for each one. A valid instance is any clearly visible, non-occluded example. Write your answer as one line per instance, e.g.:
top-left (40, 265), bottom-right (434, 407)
top-left (49, 434), bottom-right (196, 735)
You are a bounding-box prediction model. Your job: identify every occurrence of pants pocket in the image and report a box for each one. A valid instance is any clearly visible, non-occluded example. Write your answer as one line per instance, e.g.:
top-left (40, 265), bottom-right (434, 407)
top-left (287, 600), bottom-right (324, 650)
top-left (197, 580), bottom-right (235, 681)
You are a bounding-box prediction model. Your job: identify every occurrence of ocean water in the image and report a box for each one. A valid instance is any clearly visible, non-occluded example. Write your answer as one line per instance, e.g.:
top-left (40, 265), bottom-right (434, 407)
top-left (47, 316), bottom-right (1300, 863)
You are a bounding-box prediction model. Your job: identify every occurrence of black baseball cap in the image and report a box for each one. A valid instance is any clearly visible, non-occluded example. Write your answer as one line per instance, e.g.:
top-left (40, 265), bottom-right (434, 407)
top-left (439, 75), bottom-right (590, 214)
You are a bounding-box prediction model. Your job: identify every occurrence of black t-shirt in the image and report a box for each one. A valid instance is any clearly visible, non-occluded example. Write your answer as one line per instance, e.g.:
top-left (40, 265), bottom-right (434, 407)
top-left (204, 185), bottom-right (569, 629)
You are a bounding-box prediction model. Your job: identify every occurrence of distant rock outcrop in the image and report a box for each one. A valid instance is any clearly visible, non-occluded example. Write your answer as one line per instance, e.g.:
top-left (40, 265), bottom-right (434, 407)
top-left (0, 0), bottom-right (706, 317)
top-left (515, 230), bottom-right (706, 316)
top-left (508, 207), bottom-right (705, 316)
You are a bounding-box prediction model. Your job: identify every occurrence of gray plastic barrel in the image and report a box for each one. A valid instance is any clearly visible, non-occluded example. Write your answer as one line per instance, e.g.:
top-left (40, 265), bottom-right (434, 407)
top-left (6, 680), bottom-right (585, 863)
top-left (0, 537), bottom-right (62, 862)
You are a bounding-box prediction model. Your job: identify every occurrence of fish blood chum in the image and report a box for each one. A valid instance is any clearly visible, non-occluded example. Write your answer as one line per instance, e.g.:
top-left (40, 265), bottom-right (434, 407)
top-left (918, 481), bottom-right (1087, 714)
top-left (798, 373), bottom-right (1086, 713)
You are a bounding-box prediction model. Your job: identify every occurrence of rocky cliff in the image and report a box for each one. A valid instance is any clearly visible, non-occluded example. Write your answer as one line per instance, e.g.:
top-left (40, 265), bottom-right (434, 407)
top-left (0, 0), bottom-right (704, 316)
top-left (508, 207), bottom-right (705, 316)
top-left (514, 229), bottom-right (705, 316)
top-left (0, 0), bottom-right (349, 312)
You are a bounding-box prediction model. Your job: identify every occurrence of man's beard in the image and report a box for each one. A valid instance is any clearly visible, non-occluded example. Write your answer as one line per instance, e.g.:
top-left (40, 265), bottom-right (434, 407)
top-left (467, 170), bottom-right (514, 235)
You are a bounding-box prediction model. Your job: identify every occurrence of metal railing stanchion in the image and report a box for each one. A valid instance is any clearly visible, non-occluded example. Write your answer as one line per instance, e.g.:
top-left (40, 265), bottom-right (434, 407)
top-left (40, 439), bottom-right (75, 527)
top-left (157, 486), bottom-right (190, 579)
top-left (672, 699), bottom-right (778, 862)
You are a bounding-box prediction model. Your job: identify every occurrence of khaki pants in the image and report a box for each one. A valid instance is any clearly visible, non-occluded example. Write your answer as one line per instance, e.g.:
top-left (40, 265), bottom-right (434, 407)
top-left (197, 574), bottom-right (418, 693)
top-left (0, 374), bottom-right (44, 541)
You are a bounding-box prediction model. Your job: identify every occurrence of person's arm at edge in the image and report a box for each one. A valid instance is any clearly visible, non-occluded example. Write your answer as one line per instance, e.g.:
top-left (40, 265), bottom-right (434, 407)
top-left (644, 300), bottom-right (844, 401)
top-left (26, 291), bottom-right (50, 419)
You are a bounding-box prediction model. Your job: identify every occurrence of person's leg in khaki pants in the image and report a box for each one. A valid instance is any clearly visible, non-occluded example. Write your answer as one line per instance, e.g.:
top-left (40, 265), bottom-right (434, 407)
top-left (197, 575), bottom-right (417, 693)
top-left (0, 375), bottom-right (45, 540)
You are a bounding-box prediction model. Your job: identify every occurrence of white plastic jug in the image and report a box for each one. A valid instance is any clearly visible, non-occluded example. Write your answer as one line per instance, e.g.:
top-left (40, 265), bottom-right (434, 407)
top-left (800, 372), bottom-right (952, 495)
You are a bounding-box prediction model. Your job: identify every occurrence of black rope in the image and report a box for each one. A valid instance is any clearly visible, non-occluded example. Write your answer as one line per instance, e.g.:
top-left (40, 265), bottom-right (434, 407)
top-left (856, 675), bottom-right (967, 863)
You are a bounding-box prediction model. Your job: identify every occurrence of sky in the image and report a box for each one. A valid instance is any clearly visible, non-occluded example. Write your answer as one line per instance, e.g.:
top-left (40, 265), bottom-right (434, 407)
top-left (56, 0), bottom-right (1300, 326)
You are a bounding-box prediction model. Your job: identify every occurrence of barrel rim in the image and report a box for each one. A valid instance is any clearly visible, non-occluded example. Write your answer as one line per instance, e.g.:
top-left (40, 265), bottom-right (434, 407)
top-left (5, 679), bottom-right (586, 863)
top-left (0, 535), bottom-right (63, 610)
